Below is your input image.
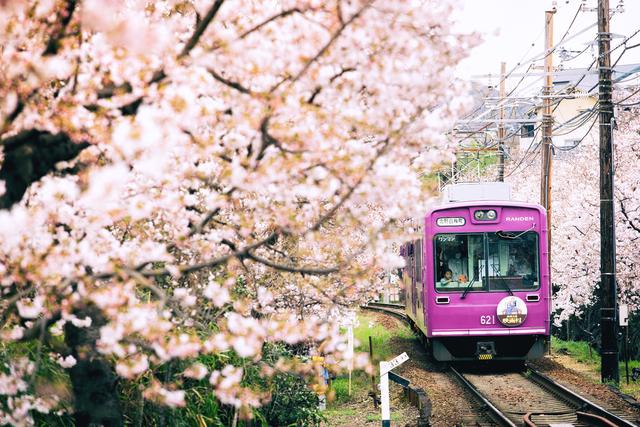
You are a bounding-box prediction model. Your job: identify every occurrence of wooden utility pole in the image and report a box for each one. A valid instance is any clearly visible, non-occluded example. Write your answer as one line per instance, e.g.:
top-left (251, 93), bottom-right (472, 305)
top-left (540, 10), bottom-right (554, 266)
top-left (498, 62), bottom-right (506, 181)
top-left (598, 0), bottom-right (619, 384)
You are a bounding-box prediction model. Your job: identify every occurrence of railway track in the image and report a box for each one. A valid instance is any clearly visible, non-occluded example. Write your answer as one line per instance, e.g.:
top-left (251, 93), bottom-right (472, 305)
top-left (363, 302), bottom-right (639, 427)
top-left (451, 366), bottom-right (637, 426)
top-left (362, 301), bottom-right (407, 321)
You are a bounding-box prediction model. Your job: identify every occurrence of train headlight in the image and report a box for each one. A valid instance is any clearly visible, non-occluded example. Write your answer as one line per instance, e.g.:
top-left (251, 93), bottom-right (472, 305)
top-left (474, 209), bottom-right (497, 221)
top-left (474, 210), bottom-right (485, 220)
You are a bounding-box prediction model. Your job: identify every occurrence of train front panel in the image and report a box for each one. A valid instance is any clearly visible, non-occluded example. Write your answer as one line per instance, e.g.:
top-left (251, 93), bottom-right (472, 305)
top-left (423, 202), bottom-right (550, 361)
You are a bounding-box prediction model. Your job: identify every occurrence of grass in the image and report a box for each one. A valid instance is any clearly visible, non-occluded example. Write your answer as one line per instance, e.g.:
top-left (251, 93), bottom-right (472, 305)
top-left (365, 413), bottom-right (401, 422)
top-left (551, 337), bottom-right (640, 399)
top-left (330, 377), bottom-right (352, 404)
top-left (353, 312), bottom-right (414, 363)
top-left (552, 337), bottom-right (600, 364)
top-left (327, 311), bottom-right (416, 411)
top-left (323, 408), bottom-right (358, 418)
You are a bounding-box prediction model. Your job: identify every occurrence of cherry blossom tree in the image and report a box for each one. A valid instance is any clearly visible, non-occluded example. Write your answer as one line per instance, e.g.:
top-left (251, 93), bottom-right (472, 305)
top-left (0, 0), bottom-right (475, 424)
top-left (508, 86), bottom-right (640, 325)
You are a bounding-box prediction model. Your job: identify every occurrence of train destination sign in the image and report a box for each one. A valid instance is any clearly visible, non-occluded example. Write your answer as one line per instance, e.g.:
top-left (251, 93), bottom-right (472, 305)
top-left (436, 217), bottom-right (465, 227)
top-left (496, 296), bottom-right (528, 327)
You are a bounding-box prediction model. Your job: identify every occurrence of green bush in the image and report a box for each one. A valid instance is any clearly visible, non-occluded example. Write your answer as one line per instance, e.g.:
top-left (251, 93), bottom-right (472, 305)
top-left (260, 372), bottom-right (323, 427)
top-left (330, 378), bottom-right (351, 404)
top-left (116, 342), bottom-right (326, 426)
top-left (3, 335), bottom-right (326, 426)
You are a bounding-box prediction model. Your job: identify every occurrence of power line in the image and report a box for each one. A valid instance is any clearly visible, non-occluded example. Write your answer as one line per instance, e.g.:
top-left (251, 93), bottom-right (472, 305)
top-left (553, 115), bottom-right (598, 150)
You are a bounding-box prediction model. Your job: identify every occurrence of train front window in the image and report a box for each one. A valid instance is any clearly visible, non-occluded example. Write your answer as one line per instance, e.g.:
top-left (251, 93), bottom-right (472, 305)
top-left (487, 231), bottom-right (539, 291)
top-left (434, 232), bottom-right (540, 293)
top-left (435, 234), bottom-right (485, 292)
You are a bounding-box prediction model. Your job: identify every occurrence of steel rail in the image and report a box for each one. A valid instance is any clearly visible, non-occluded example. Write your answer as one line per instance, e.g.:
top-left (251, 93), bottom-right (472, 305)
top-left (449, 366), bottom-right (518, 427)
top-left (362, 303), bottom-right (638, 427)
top-left (366, 301), bottom-right (405, 309)
top-left (526, 366), bottom-right (638, 427)
top-left (361, 303), bottom-right (407, 322)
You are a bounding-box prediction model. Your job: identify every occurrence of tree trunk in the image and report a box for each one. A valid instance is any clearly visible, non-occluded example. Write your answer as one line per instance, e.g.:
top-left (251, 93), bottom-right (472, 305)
top-left (65, 305), bottom-right (123, 427)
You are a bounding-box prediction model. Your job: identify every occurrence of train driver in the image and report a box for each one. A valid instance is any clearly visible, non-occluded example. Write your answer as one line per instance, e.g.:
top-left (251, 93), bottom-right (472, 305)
top-left (508, 249), bottom-right (534, 276)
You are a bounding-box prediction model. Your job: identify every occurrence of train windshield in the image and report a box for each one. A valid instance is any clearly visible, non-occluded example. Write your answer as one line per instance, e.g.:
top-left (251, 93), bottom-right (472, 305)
top-left (434, 232), bottom-right (539, 293)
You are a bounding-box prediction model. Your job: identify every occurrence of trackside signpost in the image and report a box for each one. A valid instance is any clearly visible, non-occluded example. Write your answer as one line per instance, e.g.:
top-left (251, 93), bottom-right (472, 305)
top-left (380, 352), bottom-right (409, 427)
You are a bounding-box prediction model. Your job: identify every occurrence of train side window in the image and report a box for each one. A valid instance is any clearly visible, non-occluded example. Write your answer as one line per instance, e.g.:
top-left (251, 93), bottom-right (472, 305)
top-left (415, 240), bottom-right (422, 282)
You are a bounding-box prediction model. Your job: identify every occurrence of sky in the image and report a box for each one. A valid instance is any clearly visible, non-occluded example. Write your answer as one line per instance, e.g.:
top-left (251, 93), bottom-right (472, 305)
top-left (453, 0), bottom-right (640, 92)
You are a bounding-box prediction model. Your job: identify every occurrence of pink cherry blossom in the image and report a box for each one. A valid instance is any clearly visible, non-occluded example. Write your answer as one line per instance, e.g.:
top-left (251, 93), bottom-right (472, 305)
top-left (0, 0), bottom-right (478, 422)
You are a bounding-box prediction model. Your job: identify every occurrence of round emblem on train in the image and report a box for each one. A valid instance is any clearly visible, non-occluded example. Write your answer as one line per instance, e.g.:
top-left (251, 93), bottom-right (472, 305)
top-left (496, 296), bottom-right (527, 327)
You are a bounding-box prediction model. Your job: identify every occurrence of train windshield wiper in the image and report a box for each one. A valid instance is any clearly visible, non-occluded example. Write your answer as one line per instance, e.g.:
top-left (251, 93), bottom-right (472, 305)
top-left (495, 225), bottom-right (535, 240)
top-left (494, 272), bottom-right (514, 296)
top-left (460, 272), bottom-right (477, 300)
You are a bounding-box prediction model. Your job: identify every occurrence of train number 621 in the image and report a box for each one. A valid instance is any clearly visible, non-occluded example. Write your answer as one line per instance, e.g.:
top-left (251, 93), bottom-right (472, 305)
top-left (480, 315), bottom-right (495, 325)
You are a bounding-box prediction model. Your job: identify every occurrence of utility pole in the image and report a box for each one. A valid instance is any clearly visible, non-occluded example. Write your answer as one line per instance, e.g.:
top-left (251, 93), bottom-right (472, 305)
top-left (598, 0), bottom-right (619, 384)
top-left (540, 10), bottom-right (554, 267)
top-left (498, 62), bottom-right (506, 182)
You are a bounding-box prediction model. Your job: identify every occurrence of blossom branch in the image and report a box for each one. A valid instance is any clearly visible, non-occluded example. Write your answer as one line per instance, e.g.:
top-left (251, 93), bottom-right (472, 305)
top-left (237, 8), bottom-right (302, 40)
top-left (43, 0), bottom-right (78, 56)
top-left (255, 117), bottom-right (307, 162)
top-left (272, 0), bottom-right (373, 91)
top-left (188, 207), bottom-right (221, 237)
top-left (619, 198), bottom-right (640, 233)
top-left (180, 0), bottom-right (226, 58)
top-left (208, 68), bottom-right (252, 94)
top-left (307, 66), bottom-right (356, 104)
top-left (112, 231), bottom-right (281, 278)
top-left (336, 1), bottom-right (345, 25)
top-left (244, 251), bottom-right (340, 276)
top-left (18, 311), bottom-right (62, 342)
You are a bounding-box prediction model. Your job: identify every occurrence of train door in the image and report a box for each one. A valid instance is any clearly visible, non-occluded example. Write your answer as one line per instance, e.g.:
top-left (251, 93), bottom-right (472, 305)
top-left (414, 240), bottom-right (423, 318)
top-left (410, 242), bottom-right (417, 316)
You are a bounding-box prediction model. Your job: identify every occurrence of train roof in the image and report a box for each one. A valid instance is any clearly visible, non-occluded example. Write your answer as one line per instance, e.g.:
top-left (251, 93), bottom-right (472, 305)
top-left (426, 199), bottom-right (546, 217)
top-left (441, 182), bottom-right (511, 202)
top-left (423, 183), bottom-right (546, 218)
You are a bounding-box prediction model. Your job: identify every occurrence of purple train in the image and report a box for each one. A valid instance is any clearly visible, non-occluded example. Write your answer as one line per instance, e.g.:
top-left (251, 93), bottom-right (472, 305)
top-left (400, 183), bottom-right (550, 361)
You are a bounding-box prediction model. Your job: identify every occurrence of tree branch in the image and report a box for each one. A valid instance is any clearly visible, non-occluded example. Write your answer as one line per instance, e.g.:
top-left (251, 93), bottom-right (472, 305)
top-left (189, 207), bottom-right (221, 237)
top-left (256, 116), bottom-right (307, 162)
top-left (336, 1), bottom-right (345, 25)
top-left (180, 0), bottom-right (226, 58)
top-left (237, 8), bottom-right (302, 40)
top-left (245, 251), bottom-right (339, 276)
top-left (0, 130), bottom-right (90, 209)
top-left (620, 199), bottom-right (640, 234)
top-left (307, 66), bottom-right (356, 104)
top-left (19, 311), bottom-right (62, 342)
top-left (92, 231), bottom-right (281, 280)
top-left (43, 0), bottom-right (78, 56)
top-left (208, 68), bottom-right (252, 94)
top-left (271, 1), bottom-right (372, 92)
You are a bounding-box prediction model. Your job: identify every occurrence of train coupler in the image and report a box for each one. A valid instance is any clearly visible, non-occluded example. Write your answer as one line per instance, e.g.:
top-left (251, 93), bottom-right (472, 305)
top-left (476, 342), bottom-right (496, 360)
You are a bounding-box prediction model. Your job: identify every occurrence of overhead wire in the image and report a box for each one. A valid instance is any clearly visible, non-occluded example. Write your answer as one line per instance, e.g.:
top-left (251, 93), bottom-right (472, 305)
top-left (452, 1), bottom-right (639, 180)
top-left (553, 114), bottom-right (598, 151)
top-left (506, 23), bottom-right (640, 172)
top-left (462, 2), bottom-right (586, 136)
top-left (488, 0), bottom-right (582, 95)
